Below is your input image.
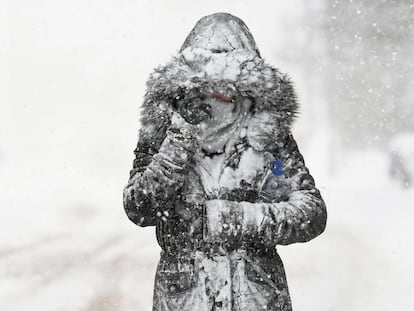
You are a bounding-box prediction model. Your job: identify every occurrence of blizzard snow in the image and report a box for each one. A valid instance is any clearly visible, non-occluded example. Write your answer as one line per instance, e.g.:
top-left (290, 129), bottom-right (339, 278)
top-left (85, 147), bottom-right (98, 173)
top-left (1, 0), bottom-right (413, 310)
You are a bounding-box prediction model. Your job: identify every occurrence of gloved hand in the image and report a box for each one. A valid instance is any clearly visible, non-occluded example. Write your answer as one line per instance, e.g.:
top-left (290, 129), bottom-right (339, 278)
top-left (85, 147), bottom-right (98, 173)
top-left (175, 202), bottom-right (204, 237)
top-left (203, 200), bottom-right (243, 252)
top-left (173, 88), bottom-right (212, 125)
top-left (145, 112), bottom-right (201, 196)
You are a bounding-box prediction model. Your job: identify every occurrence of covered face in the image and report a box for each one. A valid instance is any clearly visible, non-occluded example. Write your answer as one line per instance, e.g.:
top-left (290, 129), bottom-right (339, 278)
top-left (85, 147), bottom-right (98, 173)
top-left (177, 13), bottom-right (264, 153)
top-left (199, 96), bottom-right (251, 154)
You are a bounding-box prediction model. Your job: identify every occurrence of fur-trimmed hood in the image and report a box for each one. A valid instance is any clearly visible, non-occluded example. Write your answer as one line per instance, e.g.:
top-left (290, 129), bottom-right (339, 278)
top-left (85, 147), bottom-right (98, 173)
top-left (141, 12), bottom-right (300, 151)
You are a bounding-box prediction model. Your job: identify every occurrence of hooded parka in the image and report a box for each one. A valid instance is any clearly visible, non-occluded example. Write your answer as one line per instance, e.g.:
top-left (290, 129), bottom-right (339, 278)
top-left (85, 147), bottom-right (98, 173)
top-left (123, 12), bottom-right (327, 311)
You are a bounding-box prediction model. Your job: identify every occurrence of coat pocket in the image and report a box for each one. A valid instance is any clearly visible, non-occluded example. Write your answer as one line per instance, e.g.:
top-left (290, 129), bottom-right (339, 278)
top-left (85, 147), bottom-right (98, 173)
top-left (245, 252), bottom-right (291, 295)
top-left (245, 257), bottom-right (277, 288)
top-left (156, 256), bottom-right (197, 296)
top-left (158, 270), bottom-right (196, 296)
top-left (244, 253), bottom-right (293, 311)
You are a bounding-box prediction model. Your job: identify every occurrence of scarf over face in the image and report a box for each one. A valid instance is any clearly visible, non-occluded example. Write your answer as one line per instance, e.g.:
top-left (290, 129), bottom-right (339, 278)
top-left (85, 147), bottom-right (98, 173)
top-left (178, 13), bottom-right (268, 155)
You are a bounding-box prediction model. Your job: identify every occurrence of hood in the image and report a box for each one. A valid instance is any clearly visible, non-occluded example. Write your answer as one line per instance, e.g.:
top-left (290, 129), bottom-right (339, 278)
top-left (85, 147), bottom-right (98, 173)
top-left (179, 12), bottom-right (260, 57)
top-left (142, 12), bottom-right (299, 151)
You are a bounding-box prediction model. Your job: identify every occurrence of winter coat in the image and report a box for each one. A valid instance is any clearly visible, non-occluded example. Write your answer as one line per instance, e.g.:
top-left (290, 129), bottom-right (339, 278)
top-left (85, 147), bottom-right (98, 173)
top-left (123, 12), bottom-right (327, 311)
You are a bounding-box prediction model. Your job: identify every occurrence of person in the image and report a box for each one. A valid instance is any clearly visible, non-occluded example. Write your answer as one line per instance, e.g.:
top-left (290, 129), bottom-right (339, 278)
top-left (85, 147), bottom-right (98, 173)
top-left (123, 12), bottom-right (327, 311)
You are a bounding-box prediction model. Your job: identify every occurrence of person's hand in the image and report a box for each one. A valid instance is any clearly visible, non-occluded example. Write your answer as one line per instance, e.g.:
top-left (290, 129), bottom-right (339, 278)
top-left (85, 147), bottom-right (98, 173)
top-left (175, 203), bottom-right (203, 236)
top-left (173, 88), bottom-right (212, 125)
top-left (168, 112), bottom-right (202, 146)
top-left (144, 112), bottom-right (202, 194)
top-left (203, 200), bottom-right (243, 252)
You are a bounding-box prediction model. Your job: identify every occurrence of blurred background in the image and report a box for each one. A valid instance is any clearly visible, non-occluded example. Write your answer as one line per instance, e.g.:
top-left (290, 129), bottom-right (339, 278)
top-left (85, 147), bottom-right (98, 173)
top-left (1, 0), bottom-right (413, 310)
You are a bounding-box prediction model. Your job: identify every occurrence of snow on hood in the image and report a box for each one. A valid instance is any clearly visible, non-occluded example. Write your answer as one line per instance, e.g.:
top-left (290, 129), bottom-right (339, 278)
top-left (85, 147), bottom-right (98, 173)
top-left (179, 12), bottom-right (260, 57)
top-left (142, 12), bottom-right (299, 152)
top-left (178, 12), bottom-right (260, 81)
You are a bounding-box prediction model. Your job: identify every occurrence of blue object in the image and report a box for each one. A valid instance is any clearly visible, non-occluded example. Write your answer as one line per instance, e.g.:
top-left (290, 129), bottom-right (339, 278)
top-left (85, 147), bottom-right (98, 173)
top-left (271, 160), bottom-right (284, 176)
top-left (260, 160), bottom-right (290, 203)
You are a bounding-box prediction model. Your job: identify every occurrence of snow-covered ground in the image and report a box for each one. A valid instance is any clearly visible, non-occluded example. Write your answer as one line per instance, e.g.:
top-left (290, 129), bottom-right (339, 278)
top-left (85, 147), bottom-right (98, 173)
top-left (1, 149), bottom-right (413, 311)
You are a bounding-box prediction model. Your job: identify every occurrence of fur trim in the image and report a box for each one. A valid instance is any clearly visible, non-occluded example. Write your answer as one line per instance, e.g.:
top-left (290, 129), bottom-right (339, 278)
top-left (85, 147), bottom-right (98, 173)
top-left (145, 52), bottom-right (298, 126)
top-left (140, 51), bottom-right (300, 151)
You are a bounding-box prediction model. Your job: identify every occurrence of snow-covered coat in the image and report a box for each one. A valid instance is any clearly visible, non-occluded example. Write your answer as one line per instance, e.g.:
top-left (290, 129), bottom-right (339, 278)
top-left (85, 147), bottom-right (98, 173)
top-left (123, 12), bottom-right (327, 311)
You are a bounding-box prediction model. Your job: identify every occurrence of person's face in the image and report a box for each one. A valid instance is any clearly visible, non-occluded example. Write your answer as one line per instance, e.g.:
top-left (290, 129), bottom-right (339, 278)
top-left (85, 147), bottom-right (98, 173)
top-left (200, 98), bottom-right (237, 129)
top-left (199, 97), bottom-right (252, 153)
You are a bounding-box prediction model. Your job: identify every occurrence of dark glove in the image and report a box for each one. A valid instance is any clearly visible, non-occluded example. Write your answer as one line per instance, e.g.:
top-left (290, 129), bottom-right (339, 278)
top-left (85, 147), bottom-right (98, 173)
top-left (173, 88), bottom-right (211, 125)
top-left (175, 202), bottom-right (204, 238)
top-left (145, 113), bottom-right (201, 197)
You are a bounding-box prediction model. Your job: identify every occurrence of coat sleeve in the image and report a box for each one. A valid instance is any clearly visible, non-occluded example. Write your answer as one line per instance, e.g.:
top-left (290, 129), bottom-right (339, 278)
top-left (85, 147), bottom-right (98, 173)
top-left (203, 133), bottom-right (327, 246)
top-left (122, 95), bottom-right (173, 227)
